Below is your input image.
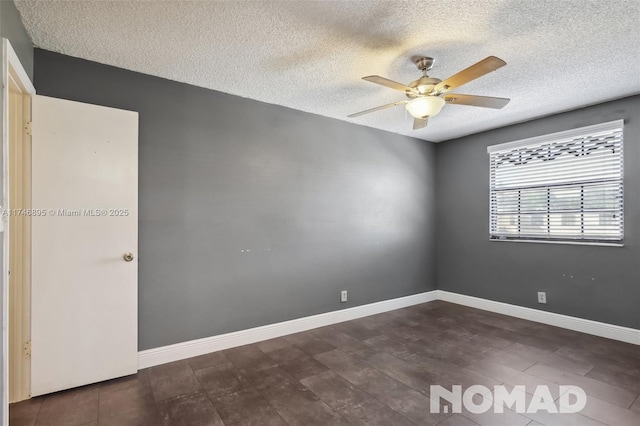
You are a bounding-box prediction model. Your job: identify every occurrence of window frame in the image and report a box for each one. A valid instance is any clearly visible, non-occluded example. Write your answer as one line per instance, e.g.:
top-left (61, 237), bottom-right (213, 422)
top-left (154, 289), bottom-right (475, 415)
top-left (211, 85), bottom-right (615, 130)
top-left (487, 120), bottom-right (624, 247)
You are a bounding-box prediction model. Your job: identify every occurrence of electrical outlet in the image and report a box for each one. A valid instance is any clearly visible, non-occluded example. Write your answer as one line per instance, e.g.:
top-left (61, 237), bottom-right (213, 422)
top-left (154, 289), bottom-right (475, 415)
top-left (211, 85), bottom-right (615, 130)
top-left (340, 290), bottom-right (348, 303)
top-left (537, 292), bottom-right (547, 304)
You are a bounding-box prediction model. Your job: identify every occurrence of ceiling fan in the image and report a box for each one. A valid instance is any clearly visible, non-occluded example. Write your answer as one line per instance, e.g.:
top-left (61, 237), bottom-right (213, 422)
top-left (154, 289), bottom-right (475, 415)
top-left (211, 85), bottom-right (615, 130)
top-left (348, 56), bottom-right (510, 130)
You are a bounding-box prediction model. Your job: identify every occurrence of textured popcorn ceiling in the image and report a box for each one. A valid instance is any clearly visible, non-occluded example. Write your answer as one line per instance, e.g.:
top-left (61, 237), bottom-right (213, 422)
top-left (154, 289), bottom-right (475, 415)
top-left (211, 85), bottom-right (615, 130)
top-left (15, 0), bottom-right (640, 142)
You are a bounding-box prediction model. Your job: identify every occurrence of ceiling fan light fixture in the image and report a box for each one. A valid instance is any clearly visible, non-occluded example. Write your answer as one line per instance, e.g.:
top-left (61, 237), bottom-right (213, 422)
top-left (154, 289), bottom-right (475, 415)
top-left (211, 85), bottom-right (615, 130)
top-left (405, 96), bottom-right (445, 119)
top-left (349, 56), bottom-right (509, 130)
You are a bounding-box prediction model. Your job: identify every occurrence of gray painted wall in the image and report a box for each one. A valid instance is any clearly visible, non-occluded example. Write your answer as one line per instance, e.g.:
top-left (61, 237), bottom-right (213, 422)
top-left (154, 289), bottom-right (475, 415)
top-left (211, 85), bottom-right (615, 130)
top-left (436, 96), bottom-right (640, 329)
top-left (34, 49), bottom-right (438, 350)
top-left (0, 0), bottom-right (33, 80)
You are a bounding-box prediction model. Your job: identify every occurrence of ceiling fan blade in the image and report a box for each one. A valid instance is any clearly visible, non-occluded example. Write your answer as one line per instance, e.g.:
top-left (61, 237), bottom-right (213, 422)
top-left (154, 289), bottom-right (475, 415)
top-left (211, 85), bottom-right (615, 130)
top-left (413, 117), bottom-right (428, 130)
top-left (348, 100), bottom-right (408, 118)
top-left (434, 56), bottom-right (506, 94)
top-left (443, 94), bottom-right (510, 109)
top-left (362, 75), bottom-right (417, 93)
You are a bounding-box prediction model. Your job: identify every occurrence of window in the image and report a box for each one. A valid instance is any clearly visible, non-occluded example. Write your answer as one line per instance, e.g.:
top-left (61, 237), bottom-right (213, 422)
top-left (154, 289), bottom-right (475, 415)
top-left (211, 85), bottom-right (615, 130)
top-left (488, 120), bottom-right (624, 245)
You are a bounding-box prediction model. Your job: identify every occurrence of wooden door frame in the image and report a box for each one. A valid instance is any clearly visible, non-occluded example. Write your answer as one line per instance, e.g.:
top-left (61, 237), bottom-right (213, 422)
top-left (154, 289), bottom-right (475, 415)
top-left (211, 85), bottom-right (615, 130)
top-left (2, 38), bottom-right (36, 419)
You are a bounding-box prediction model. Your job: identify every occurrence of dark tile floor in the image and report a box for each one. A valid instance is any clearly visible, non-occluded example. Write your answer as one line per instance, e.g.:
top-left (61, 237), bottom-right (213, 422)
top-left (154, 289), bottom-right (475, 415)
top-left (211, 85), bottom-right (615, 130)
top-left (10, 301), bottom-right (640, 426)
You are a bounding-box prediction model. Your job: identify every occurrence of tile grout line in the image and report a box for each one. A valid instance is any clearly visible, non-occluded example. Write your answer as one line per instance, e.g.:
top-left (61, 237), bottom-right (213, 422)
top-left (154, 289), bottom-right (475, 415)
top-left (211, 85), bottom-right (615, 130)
top-left (630, 394), bottom-right (640, 411)
top-left (96, 384), bottom-right (101, 425)
top-left (526, 361), bottom-right (637, 408)
top-left (624, 391), bottom-right (640, 410)
top-left (219, 349), bottom-right (297, 426)
top-left (188, 354), bottom-right (233, 426)
top-left (310, 346), bottom-right (441, 425)
top-left (349, 330), bottom-right (525, 424)
top-left (32, 396), bottom-right (44, 426)
top-left (552, 343), bottom-right (597, 377)
top-left (252, 344), bottom-right (357, 426)
top-left (148, 366), bottom-right (166, 424)
top-left (582, 362), bottom-right (596, 376)
top-left (271, 329), bottom-right (427, 426)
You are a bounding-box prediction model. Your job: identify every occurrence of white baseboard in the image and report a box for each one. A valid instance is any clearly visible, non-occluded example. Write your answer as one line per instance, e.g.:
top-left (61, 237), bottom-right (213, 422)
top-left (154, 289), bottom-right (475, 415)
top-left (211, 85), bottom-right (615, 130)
top-left (138, 289), bottom-right (640, 369)
top-left (436, 290), bottom-right (640, 345)
top-left (138, 290), bottom-right (438, 369)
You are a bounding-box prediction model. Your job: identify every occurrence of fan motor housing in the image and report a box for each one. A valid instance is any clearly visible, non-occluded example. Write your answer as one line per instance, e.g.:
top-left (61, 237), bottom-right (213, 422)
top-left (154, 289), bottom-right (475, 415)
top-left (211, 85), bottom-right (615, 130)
top-left (407, 77), bottom-right (442, 98)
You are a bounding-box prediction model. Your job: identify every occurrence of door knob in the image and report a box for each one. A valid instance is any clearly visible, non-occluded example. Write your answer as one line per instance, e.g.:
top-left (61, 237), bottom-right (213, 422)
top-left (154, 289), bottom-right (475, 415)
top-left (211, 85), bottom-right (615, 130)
top-left (123, 252), bottom-right (134, 262)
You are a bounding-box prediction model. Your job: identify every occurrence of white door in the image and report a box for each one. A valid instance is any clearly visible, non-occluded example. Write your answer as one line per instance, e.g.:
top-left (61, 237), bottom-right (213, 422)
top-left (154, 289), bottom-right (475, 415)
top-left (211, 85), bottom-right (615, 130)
top-left (30, 95), bottom-right (138, 396)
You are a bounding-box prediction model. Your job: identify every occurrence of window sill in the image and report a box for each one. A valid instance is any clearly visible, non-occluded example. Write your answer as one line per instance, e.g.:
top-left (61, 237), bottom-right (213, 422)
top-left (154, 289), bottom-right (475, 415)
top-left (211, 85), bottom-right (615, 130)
top-left (489, 238), bottom-right (624, 247)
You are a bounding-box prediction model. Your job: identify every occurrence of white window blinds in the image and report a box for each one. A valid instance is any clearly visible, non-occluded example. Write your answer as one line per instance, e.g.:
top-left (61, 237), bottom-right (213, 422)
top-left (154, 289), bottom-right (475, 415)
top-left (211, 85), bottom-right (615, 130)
top-left (488, 120), bottom-right (624, 244)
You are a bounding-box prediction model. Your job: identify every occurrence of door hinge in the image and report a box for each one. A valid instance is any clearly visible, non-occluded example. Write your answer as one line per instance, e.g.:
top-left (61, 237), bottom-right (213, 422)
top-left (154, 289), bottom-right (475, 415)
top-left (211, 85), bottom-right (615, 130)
top-left (24, 121), bottom-right (32, 136)
top-left (24, 340), bottom-right (31, 357)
